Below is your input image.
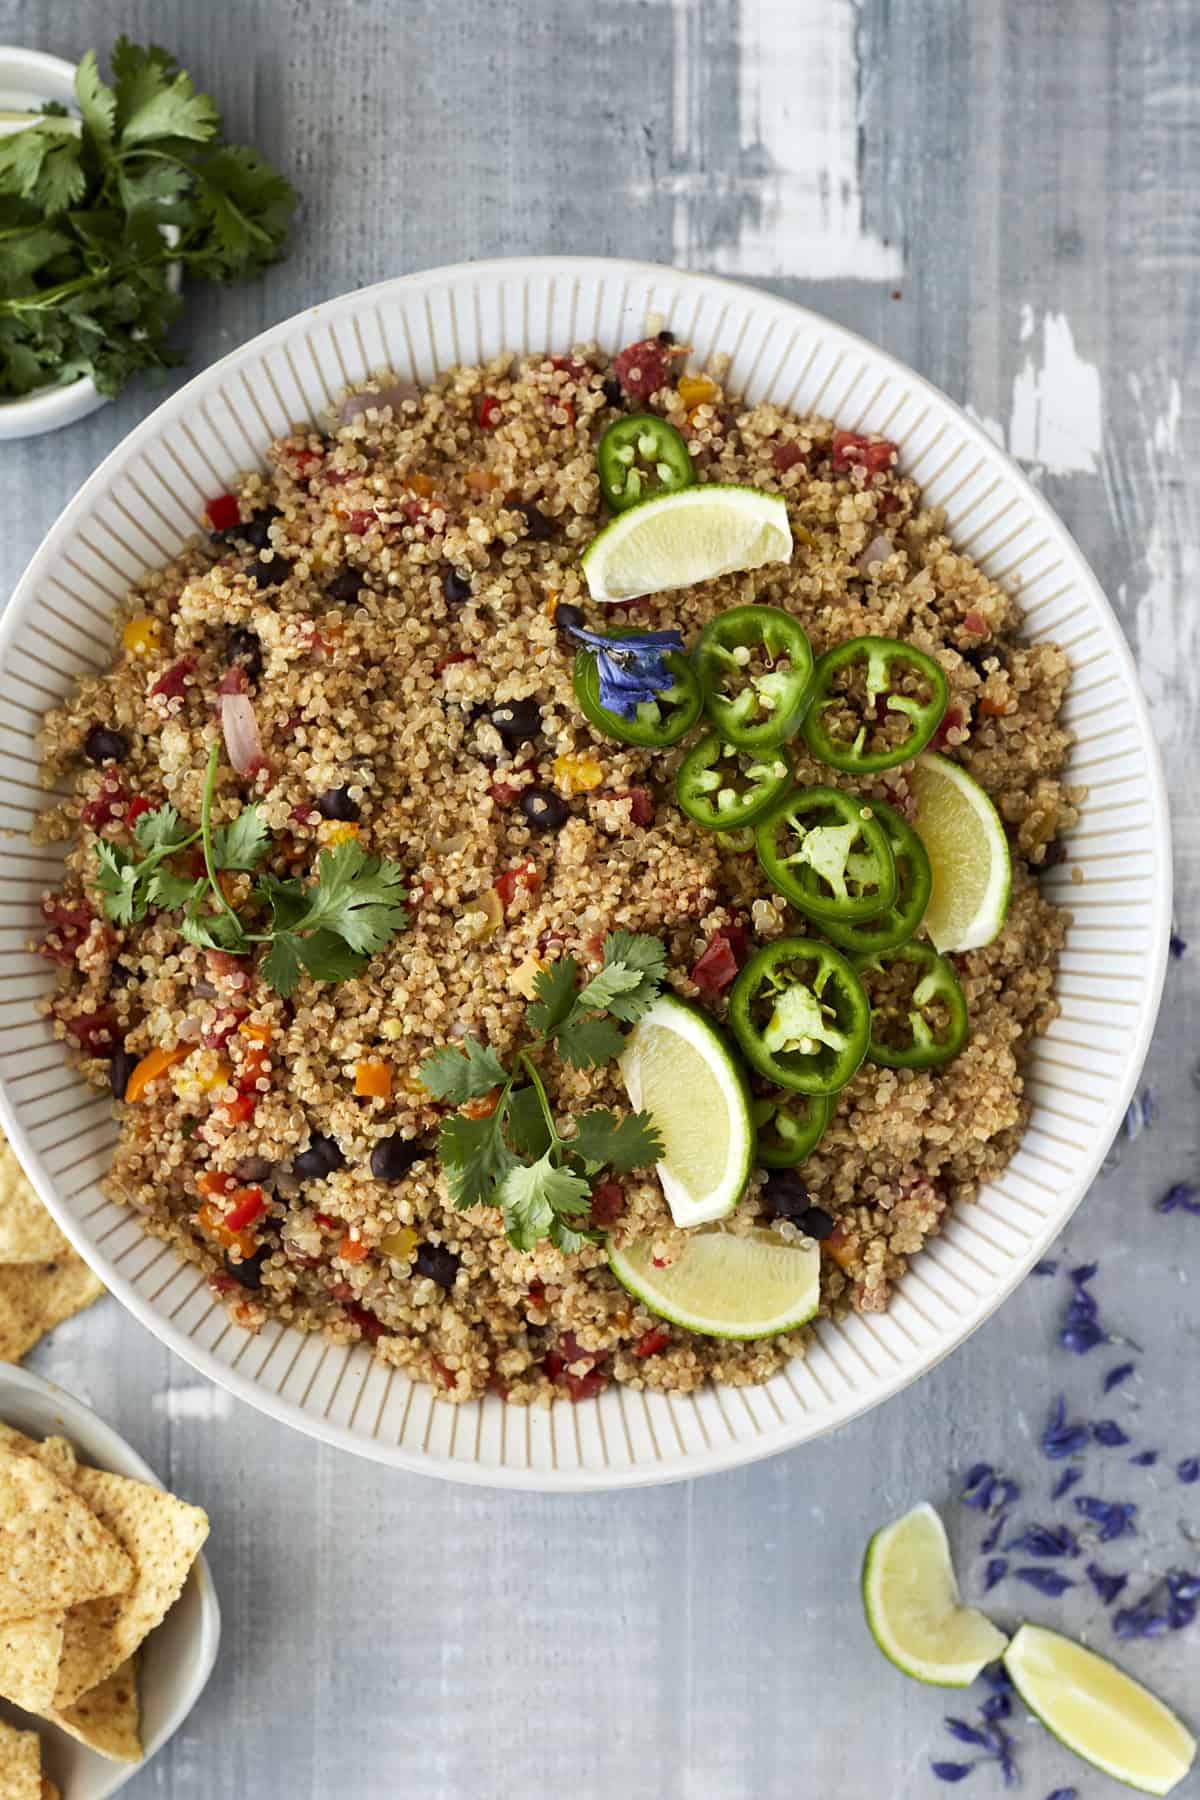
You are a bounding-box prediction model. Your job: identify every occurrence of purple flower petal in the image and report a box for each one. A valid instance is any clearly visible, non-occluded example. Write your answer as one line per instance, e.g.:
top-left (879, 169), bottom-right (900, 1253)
top-left (981, 1691), bottom-right (1012, 1723)
top-left (980, 1510), bottom-right (1010, 1554)
top-left (1005, 1523), bottom-right (1079, 1558)
top-left (931, 1762), bottom-right (975, 1782)
top-left (984, 1557), bottom-right (1007, 1591)
top-left (1045, 1789), bottom-right (1079, 1800)
top-left (1051, 1466), bottom-right (1083, 1500)
top-left (1177, 1457), bottom-right (1200, 1485)
top-left (1041, 1395), bottom-right (1090, 1459)
top-left (1169, 931), bottom-right (1187, 958)
top-left (1075, 1495), bottom-right (1138, 1541)
top-left (1085, 1560), bottom-right (1129, 1605)
top-left (1129, 1449), bottom-right (1159, 1466)
top-left (1156, 1182), bottom-right (1200, 1216)
top-left (1014, 1566), bottom-right (1076, 1596)
top-left (1092, 1419), bottom-right (1131, 1448)
top-left (1103, 1361), bottom-right (1135, 1393)
top-left (945, 1719), bottom-right (991, 1748)
top-left (981, 1661), bottom-right (1014, 1692)
top-left (1032, 1258), bottom-right (1059, 1276)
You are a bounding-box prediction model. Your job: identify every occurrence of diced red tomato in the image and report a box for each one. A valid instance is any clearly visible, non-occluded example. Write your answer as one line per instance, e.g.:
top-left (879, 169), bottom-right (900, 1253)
top-left (313, 1212), bottom-right (339, 1231)
top-left (613, 786), bottom-right (653, 827)
top-left (831, 431), bottom-right (897, 475)
top-left (209, 1271), bottom-right (239, 1296)
top-left (221, 1093), bottom-right (256, 1125)
top-left (206, 949), bottom-right (252, 989)
top-left (634, 1327), bottom-right (670, 1358)
top-left (560, 1331), bottom-right (601, 1370)
top-left (478, 394), bottom-right (503, 430)
top-left (549, 356), bottom-right (589, 379)
top-left (202, 1008), bottom-right (247, 1050)
top-left (150, 657), bottom-right (195, 700)
top-left (39, 895), bottom-right (92, 963)
top-left (205, 494), bottom-right (240, 532)
top-left (61, 1006), bottom-right (117, 1052)
top-left (551, 396), bottom-right (576, 429)
top-left (290, 803), bottom-right (317, 825)
top-left (81, 774), bottom-right (129, 830)
top-left (527, 1279), bottom-right (545, 1304)
top-left (124, 794), bottom-right (153, 828)
top-left (612, 335), bottom-right (676, 403)
top-left (929, 704), bottom-right (965, 751)
top-left (293, 447), bottom-right (323, 476)
top-left (343, 509), bottom-right (378, 536)
top-left (431, 1355), bottom-right (458, 1391)
top-left (690, 922), bottom-right (747, 999)
top-left (237, 1043), bottom-right (272, 1095)
top-left (344, 1302), bottom-right (386, 1345)
top-left (772, 441), bottom-right (807, 473)
top-left (542, 1350), bottom-right (564, 1382)
top-left (223, 1187), bottom-right (267, 1232)
top-left (495, 859), bottom-right (540, 907)
top-left (589, 1180), bottom-right (625, 1227)
top-left (564, 1369), bottom-right (607, 1403)
top-left (434, 650), bottom-right (475, 676)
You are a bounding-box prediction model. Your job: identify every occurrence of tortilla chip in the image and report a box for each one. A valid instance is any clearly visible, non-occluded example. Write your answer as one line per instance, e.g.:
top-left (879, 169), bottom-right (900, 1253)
top-left (52, 1467), bottom-right (208, 1708)
top-left (0, 1451), bottom-right (132, 1624)
top-left (0, 1257), bottom-right (104, 1363)
top-left (0, 1719), bottom-right (41, 1799)
top-left (0, 1137), bottom-right (69, 1265)
top-left (0, 1609), bottom-right (65, 1711)
top-left (0, 1429), bottom-right (77, 1485)
top-left (48, 1654), bottom-right (141, 1763)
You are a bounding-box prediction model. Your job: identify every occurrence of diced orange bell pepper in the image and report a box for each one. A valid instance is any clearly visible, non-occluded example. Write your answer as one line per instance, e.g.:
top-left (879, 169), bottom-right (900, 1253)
top-left (196, 1168), bottom-right (237, 1199)
top-left (354, 1059), bottom-right (392, 1098)
top-left (125, 1043), bottom-right (189, 1102)
top-left (462, 1088), bottom-right (500, 1120)
top-left (678, 373), bottom-right (718, 410)
top-left (408, 471), bottom-right (434, 498)
top-left (337, 1232), bottom-right (369, 1264)
top-left (822, 1220), bottom-right (859, 1271)
top-left (238, 1020), bottom-right (274, 1044)
top-left (195, 1199), bottom-right (257, 1258)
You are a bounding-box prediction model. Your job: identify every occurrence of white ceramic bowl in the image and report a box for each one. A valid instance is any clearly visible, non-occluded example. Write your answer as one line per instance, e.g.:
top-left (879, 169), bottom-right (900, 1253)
top-left (0, 258), bottom-right (1172, 1489)
top-left (0, 1362), bottom-right (220, 1796)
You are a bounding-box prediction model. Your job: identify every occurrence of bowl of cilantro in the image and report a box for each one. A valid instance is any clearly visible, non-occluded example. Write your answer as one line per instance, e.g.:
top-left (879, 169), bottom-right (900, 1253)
top-left (0, 38), bottom-right (295, 440)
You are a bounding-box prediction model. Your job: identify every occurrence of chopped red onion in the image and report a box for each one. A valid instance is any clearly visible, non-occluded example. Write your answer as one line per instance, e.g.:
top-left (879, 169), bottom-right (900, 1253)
top-left (859, 533), bottom-right (893, 574)
top-left (221, 691), bottom-right (264, 777)
top-left (337, 382), bottom-right (420, 425)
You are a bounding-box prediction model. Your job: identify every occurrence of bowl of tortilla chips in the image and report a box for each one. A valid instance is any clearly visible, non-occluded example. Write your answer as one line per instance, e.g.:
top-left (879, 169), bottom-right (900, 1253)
top-left (0, 1362), bottom-right (219, 1797)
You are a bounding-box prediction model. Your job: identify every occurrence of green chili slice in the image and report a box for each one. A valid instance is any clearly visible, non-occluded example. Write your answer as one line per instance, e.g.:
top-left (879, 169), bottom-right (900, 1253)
top-left (597, 414), bottom-right (696, 512)
top-left (819, 797), bottom-right (932, 954)
top-left (693, 604), bottom-right (814, 753)
top-left (752, 1090), bottom-right (834, 1168)
top-left (755, 784), bottom-right (897, 924)
top-left (676, 733), bottom-right (794, 832)
top-left (801, 635), bottom-right (949, 773)
top-left (853, 940), bottom-right (969, 1069)
top-left (729, 936), bottom-right (870, 1096)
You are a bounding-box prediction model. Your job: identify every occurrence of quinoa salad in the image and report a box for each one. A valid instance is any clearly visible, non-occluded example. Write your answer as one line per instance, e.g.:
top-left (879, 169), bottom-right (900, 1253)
top-left (33, 327), bottom-right (1077, 1405)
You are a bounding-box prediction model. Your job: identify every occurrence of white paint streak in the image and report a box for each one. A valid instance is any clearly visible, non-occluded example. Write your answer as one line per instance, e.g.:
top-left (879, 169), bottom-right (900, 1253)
top-left (661, 0), bottom-right (902, 280)
top-left (153, 1382), bottom-right (234, 1421)
top-left (1008, 312), bottom-right (1104, 476)
top-left (964, 404), bottom-right (1006, 448)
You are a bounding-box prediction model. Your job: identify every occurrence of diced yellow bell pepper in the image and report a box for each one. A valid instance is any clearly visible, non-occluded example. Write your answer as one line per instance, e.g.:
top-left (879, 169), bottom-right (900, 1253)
top-left (379, 1225), bottom-right (418, 1261)
top-left (123, 615), bottom-right (163, 656)
top-left (677, 374), bottom-right (718, 410)
top-left (554, 751), bottom-right (603, 794)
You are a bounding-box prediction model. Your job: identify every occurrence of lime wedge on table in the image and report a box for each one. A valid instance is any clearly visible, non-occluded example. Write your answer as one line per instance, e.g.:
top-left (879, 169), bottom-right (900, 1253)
top-left (581, 485), bottom-right (793, 602)
top-left (1005, 1624), bottom-right (1196, 1796)
top-left (609, 1226), bottom-right (819, 1338)
top-left (862, 1502), bottom-right (1009, 1685)
top-left (618, 992), bottom-right (753, 1227)
top-left (909, 752), bottom-right (1012, 952)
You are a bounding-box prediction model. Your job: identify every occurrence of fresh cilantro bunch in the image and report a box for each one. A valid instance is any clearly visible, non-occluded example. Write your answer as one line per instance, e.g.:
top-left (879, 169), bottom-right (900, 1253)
top-left (417, 933), bottom-right (667, 1253)
top-left (91, 744), bottom-right (408, 997)
top-left (0, 38), bottom-right (296, 398)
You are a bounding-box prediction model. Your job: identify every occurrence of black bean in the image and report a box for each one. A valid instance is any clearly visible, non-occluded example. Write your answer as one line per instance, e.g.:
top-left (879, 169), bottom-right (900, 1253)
top-left (110, 961), bottom-right (133, 990)
top-left (657, 329), bottom-right (676, 346)
top-left (247, 555), bottom-right (289, 590)
top-left (238, 506), bottom-right (282, 551)
top-left (226, 627), bottom-right (263, 683)
top-left (761, 1170), bottom-right (811, 1220)
top-left (518, 503), bottom-right (555, 542)
top-left (554, 602), bottom-right (585, 642)
top-left (798, 1206), bottom-right (836, 1241)
top-left (601, 374), bottom-right (623, 409)
top-left (317, 785), bottom-right (360, 822)
top-left (370, 1135), bottom-right (422, 1182)
top-left (442, 567), bottom-right (473, 605)
top-left (489, 698), bottom-right (541, 747)
top-left (326, 566), bottom-right (366, 603)
top-left (83, 726), bottom-right (129, 766)
top-left (519, 786), bottom-right (569, 832)
top-left (109, 1047), bottom-right (138, 1101)
top-left (233, 1154), bottom-right (275, 1183)
top-left (414, 1242), bottom-right (460, 1288)
top-left (223, 1247), bottom-right (268, 1290)
top-left (293, 1133), bottom-right (345, 1180)
top-left (962, 642), bottom-right (1008, 676)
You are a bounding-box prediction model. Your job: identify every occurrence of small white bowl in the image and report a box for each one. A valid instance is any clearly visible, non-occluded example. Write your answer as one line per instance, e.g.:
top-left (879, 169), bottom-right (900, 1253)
top-left (0, 1362), bottom-right (220, 1798)
top-left (0, 48), bottom-right (114, 441)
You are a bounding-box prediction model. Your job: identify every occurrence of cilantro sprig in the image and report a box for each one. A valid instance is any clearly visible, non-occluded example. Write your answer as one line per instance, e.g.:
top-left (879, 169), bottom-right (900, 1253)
top-left (0, 38), bottom-right (296, 399)
top-left (90, 742), bottom-right (408, 996)
top-left (417, 934), bottom-right (667, 1253)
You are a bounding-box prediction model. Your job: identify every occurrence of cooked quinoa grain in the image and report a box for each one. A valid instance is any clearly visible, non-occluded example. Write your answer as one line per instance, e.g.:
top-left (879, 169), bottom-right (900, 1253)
top-left (34, 341), bottom-right (1075, 1405)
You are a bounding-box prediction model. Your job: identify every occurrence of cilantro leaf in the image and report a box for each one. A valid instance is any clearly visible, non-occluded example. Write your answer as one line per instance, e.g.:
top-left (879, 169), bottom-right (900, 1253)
top-left (74, 51), bottom-right (117, 156)
top-left (146, 869), bottom-right (205, 911)
top-left (92, 842), bottom-right (140, 924)
top-left (116, 56), bottom-right (220, 149)
top-left (261, 932), bottom-right (302, 998)
top-left (571, 1109), bottom-right (663, 1173)
top-left (506, 1085), bottom-right (552, 1161)
top-left (554, 1014), bottom-right (626, 1070)
top-left (571, 963), bottom-right (644, 1018)
top-left (597, 931), bottom-right (667, 1021)
top-left (211, 804), bottom-right (270, 870)
top-left (439, 1111), bottom-right (518, 1210)
top-left (499, 1157), bottom-right (592, 1253)
top-left (256, 872), bottom-right (307, 932)
top-left (417, 1036), bottom-right (509, 1105)
top-left (549, 1218), bottom-right (598, 1256)
top-left (296, 841), bottom-right (408, 955)
top-left (296, 930), bottom-right (368, 984)
top-left (133, 803), bottom-right (189, 852)
top-left (526, 957), bottom-right (578, 1038)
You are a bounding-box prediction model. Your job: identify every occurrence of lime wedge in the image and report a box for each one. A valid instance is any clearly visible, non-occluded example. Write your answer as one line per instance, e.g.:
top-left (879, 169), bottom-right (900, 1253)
top-left (618, 993), bottom-right (753, 1227)
top-left (1005, 1624), bottom-right (1196, 1796)
top-left (862, 1502), bottom-right (1009, 1685)
top-left (909, 752), bottom-right (1012, 951)
top-left (609, 1225), bottom-right (819, 1338)
top-left (581, 485), bottom-right (793, 603)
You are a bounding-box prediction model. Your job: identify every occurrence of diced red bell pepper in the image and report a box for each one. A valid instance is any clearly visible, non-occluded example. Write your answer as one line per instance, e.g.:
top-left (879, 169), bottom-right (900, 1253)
top-left (223, 1186), bottom-right (267, 1232)
top-left (589, 1180), bottom-right (625, 1227)
top-left (39, 895), bottom-right (92, 963)
top-left (929, 704), bottom-right (965, 751)
top-left (202, 1008), bottom-right (247, 1050)
top-left (478, 394), bottom-right (503, 430)
top-left (344, 1301), bottom-right (386, 1345)
top-left (542, 1350), bottom-right (564, 1382)
top-left (634, 1327), bottom-right (670, 1358)
top-left (613, 786), bottom-right (653, 827)
top-left (343, 509), bottom-right (378, 536)
top-left (690, 924), bottom-right (746, 999)
top-left (430, 1355), bottom-right (458, 1391)
top-left (81, 775), bottom-right (129, 830)
top-left (237, 1043), bottom-right (272, 1096)
top-left (772, 441), bottom-right (807, 473)
top-left (549, 356), bottom-right (589, 380)
top-left (124, 794), bottom-right (153, 829)
top-left (205, 494), bottom-right (240, 532)
top-left (564, 1369), bottom-right (607, 1403)
top-left (559, 1331), bottom-right (601, 1370)
top-left (434, 650), bottom-right (475, 676)
top-left (222, 1093), bottom-right (256, 1125)
top-left (495, 859), bottom-right (540, 907)
top-left (150, 657), bottom-right (196, 700)
top-left (612, 335), bottom-right (676, 403)
top-left (831, 431), bottom-right (897, 475)
top-left (293, 447), bottom-right (323, 476)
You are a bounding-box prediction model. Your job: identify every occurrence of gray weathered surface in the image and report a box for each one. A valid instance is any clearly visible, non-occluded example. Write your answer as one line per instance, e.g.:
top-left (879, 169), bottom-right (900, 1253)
top-left (1, 1), bottom-right (1197, 1794)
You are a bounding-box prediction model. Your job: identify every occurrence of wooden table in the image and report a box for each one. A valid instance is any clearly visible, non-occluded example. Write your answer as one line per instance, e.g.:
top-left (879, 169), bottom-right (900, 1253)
top-left (1, 2), bottom-right (1196, 1794)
